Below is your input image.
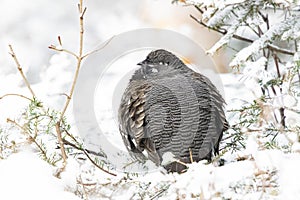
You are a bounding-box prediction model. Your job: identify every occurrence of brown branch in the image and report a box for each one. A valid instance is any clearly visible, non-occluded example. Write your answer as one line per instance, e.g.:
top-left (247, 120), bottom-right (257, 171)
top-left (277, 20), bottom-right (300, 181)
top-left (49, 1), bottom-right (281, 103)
top-left (267, 44), bottom-right (295, 55)
top-left (0, 93), bottom-right (32, 101)
top-left (58, 1), bottom-right (86, 123)
top-left (48, 0), bottom-right (115, 177)
top-left (194, 5), bottom-right (204, 14)
top-left (63, 128), bottom-right (107, 158)
top-left (48, 45), bottom-right (78, 58)
top-left (59, 128), bottom-right (116, 176)
top-left (55, 122), bottom-right (68, 171)
top-left (82, 148), bottom-right (117, 176)
top-left (50, 0), bottom-right (116, 177)
top-left (6, 118), bottom-right (24, 131)
top-left (8, 45), bottom-right (36, 98)
top-left (82, 35), bottom-right (115, 59)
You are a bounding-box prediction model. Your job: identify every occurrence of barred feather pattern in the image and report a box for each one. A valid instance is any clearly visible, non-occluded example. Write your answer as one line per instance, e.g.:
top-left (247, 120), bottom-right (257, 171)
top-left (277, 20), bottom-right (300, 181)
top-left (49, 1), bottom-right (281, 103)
top-left (118, 49), bottom-right (228, 172)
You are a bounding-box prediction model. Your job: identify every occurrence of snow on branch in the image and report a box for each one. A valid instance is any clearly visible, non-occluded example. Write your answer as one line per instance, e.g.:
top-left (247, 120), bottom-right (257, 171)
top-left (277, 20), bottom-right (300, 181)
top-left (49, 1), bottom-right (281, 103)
top-left (230, 16), bottom-right (299, 67)
top-left (206, 20), bottom-right (241, 54)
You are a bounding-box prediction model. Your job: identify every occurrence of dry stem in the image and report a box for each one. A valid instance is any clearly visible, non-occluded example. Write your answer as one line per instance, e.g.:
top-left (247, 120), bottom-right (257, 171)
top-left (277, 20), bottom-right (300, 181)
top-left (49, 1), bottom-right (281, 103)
top-left (55, 122), bottom-right (68, 171)
top-left (6, 118), bottom-right (47, 157)
top-left (8, 45), bottom-right (36, 98)
top-left (58, 1), bottom-right (86, 123)
top-left (0, 93), bottom-right (32, 101)
top-left (47, 0), bottom-right (87, 171)
top-left (48, 0), bottom-right (115, 176)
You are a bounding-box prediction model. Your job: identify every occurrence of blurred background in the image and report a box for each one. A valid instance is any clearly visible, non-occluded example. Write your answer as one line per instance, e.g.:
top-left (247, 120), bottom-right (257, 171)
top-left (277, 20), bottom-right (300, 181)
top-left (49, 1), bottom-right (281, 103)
top-left (0, 0), bottom-right (228, 85)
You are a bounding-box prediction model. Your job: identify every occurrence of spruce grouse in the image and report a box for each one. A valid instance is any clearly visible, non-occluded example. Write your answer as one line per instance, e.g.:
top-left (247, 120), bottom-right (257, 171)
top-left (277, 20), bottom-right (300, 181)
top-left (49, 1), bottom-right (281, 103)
top-left (118, 49), bottom-right (228, 172)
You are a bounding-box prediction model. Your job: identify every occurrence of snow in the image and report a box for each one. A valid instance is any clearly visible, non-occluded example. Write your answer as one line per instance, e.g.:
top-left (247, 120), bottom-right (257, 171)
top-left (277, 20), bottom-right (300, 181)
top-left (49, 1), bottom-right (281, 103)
top-left (207, 19), bottom-right (242, 55)
top-left (230, 16), bottom-right (298, 67)
top-left (0, 147), bottom-right (81, 200)
top-left (1, 0), bottom-right (300, 199)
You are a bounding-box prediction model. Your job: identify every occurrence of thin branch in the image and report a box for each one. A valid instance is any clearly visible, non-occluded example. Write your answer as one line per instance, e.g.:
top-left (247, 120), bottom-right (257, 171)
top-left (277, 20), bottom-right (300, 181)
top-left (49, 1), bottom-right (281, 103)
top-left (55, 122), bottom-right (68, 170)
top-left (62, 129), bottom-right (117, 176)
top-left (267, 44), bottom-right (295, 55)
top-left (62, 138), bottom-right (106, 158)
top-left (273, 53), bottom-right (281, 78)
top-left (57, 93), bottom-right (71, 99)
top-left (190, 14), bottom-right (227, 34)
top-left (6, 118), bottom-right (25, 131)
top-left (0, 93), bottom-right (32, 101)
top-left (150, 186), bottom-right (170, 200)
top-left (258, 10), bottom-right (269, 30)
top-left (63, 128), bottom-right (107, 158)
top-left (190, 14), bottom-right (253, 43)
top-left (48, 45), bottom-right (78, 58)
top-left (8, 45), bottom-right (36, 98)
top-left (49, 0), bottom-right (116, 177)
top-left (189, 148), bottom-right (194, 162)
top-left (58, 1), bottom-right (86, 123)
top-left (194, 5), bottom-right (204, 14)
top-left (82, 35), bottom-right (115, 59)
top-left (83, 148), bottom-right (117, 176)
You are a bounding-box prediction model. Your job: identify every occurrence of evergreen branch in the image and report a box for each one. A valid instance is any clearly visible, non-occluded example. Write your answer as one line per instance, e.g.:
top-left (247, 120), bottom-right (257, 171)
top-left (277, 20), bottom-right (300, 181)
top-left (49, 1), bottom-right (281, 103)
top-left (190, 15), bottom-right (296, 55)
top-left (267, 44), bottom-right (295, 55)
top-left (6, 118), bottom-right (48, 160)
top-left (190, 14), bottom-right (253, 43)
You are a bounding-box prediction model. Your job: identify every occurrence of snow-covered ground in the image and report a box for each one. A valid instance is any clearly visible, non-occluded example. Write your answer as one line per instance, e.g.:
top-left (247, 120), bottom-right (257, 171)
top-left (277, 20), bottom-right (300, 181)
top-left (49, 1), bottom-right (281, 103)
top-left (1, 0), bottom-right (300, 199)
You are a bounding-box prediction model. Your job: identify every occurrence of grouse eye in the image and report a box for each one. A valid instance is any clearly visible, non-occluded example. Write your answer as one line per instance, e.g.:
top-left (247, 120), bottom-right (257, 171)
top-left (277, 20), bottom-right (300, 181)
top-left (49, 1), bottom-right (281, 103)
top-left (164, 62), bottom-right (169, 66)
top-left (159, 61), bottom-right (163, 65)
top-left (151, 68), bottom-right (158, 73)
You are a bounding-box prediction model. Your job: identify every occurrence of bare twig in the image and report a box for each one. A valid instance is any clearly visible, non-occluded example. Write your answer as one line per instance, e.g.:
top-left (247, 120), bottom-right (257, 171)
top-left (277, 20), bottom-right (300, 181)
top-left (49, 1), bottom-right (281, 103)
top-left (0, 93), bottom-right (32, 101)
top-left (8, 45), bottom-right (36, 98)
top-left (63, 128), bottom-right (107, 158)
top-left (61, 129), bottom-right (116, 176)
top-left (48, 0), bottom-right (116, 177)
top-left (150, 185), bottom-right (170, 200)
top-left (57, 0), bottom-right (86, 123)
top-left (82, 35), bottom-right (115, 59)
top-left (48, 45), bottom-right (78, 58)
top-left (189, 148), bottom-right (194, 162)
top-left (194, 5), bottom-right (204, 14)
top-left (6, 118), bottom-right (25, 131)
top-left (55, 122), bottom-right (68, 170)
top-left (48, 0), bottom-right (87, 173)
top-left (82, 149), bottom-right (117, 176)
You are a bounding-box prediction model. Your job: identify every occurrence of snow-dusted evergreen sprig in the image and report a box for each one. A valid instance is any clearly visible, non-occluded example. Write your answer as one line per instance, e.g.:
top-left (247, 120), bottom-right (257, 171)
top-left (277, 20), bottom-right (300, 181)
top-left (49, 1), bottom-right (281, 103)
top-left (174, 0), bottom-right (300, 152)
top-left (230, 16), bottom-right (299, 68)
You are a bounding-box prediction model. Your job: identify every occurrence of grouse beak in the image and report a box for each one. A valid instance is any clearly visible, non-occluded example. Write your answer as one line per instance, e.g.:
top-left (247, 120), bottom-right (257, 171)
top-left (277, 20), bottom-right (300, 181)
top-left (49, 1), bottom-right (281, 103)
top-left (137, 60), bottom-right (147, 66)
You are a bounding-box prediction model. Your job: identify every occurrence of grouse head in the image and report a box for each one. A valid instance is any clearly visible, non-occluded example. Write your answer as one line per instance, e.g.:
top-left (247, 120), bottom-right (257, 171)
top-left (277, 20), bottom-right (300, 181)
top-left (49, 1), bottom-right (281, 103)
top-left (135, 49), bottom-right (187, 79)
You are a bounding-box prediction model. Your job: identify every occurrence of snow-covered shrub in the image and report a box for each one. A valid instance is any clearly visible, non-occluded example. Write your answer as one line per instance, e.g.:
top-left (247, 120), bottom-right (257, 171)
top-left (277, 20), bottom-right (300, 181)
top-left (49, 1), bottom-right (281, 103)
top-left (173, 0), bottom-right (300, 151)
